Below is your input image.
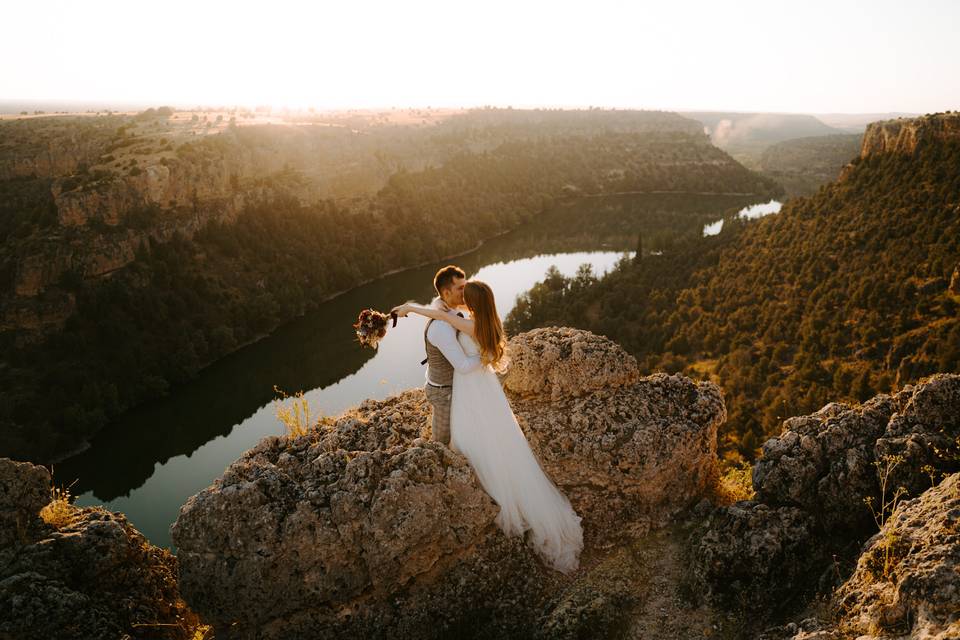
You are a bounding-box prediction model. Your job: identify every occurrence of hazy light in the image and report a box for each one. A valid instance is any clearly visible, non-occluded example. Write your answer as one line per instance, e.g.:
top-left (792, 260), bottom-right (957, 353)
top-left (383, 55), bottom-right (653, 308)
top-left (2, 0), bottom-right (959, 113)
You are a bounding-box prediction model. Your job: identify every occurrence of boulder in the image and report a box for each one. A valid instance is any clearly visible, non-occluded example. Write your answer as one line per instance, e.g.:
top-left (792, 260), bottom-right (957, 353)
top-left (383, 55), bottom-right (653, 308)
top-left (695, 374), bottom-right (960, 630)
top-left (502, 326), bottom-right (639, 400)
top-left (691, 501), bottom-right (828, 614)
top-left (511, 369), bottom-right (724, 540)
top-left (752, 393), bottom-right (905, 534)
top-left (875, 374), bottom-right (960, 499)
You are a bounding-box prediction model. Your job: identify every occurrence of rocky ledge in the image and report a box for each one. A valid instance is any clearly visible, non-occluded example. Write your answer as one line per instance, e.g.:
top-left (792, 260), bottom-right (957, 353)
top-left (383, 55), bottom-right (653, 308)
top-left (171, 327), bottom-right (726, 639)
top-left (0, 458), bottom-right (200, 640)
top-left (859, 112), bottom-right (960, 158)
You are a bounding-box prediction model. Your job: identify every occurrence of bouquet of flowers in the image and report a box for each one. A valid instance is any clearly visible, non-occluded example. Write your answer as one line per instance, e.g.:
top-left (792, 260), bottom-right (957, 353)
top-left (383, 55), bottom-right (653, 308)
top-left (353, 308), bottom-right (397, 349)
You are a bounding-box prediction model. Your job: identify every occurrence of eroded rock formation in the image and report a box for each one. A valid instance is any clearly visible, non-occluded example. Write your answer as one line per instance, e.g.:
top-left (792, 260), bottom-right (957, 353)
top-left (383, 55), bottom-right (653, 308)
top-left (172, 328), bottom-right (726, 638)
top-left (830, 471), bottom-right (960, 639)
top-left (0, 458), bottom-right (199, 640)
top-left (859, 112), bottom-right (960, 158)
top-left (693, 373), bottom-right (960, 630)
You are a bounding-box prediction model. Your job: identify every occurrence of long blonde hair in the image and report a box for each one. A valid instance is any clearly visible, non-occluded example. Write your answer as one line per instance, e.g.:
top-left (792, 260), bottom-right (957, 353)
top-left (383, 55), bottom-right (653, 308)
top-left (464, 280), bottom-right (507, 370)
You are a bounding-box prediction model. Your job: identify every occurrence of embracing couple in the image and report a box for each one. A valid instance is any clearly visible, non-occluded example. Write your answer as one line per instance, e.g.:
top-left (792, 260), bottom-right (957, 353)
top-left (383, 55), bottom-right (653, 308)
top-left (391, 265), bottom-right (583, 575)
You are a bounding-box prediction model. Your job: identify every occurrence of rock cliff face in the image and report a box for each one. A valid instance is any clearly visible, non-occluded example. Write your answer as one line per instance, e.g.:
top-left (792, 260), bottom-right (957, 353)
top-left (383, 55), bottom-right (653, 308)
top-left (0, 458), bottom-right (200, 640)
top-left (859, 112), bottom-right (960, 158)
top-left (693, 374), bottom-right (960, 636)
top-left (172, 328), bottom-right (726, 639)
top-left (9, 161), bottom-right (300, 303)
top-left (0, 117), bottom-right (331, 343)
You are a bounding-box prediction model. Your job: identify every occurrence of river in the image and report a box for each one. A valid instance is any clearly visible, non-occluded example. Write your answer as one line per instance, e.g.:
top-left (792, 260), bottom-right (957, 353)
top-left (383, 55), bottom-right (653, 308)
top-left (56, 192), bottom-right (770, 549)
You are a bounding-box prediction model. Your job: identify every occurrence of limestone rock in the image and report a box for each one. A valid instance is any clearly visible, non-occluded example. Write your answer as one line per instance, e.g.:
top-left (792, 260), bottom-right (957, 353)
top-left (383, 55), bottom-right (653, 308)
top-left (172, 390), bottom-right (545, 638)
top-left (691, 501), bottom-right (828, 614)
top-left (0, 458), bottom-right (198, 640)
top-left (752, 392), bottom-right (906, 534)
top-left (0, 457), bottom-right (50, 547)
top-left (754, 375), bottom-right (960, 537)
top-left (502, 326), bottom-right (640, 400)
top-left (53, 177), bottom-right (140, 227)
top-left (875, 374), bottom-right (960, 499)
top-left (511, 370), bottom-right (724, 540)
top-left (859, 113), bottom-right (960, 158)
top-left (172, 329), bottom-right (726, 638)
top-left (696, 375), bottom-right (960, 631)
top-left (829, 472), bottom-right (960, 640)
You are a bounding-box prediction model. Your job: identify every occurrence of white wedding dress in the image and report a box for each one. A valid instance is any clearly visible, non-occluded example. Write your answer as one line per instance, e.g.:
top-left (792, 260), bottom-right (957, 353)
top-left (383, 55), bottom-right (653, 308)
top-left (449, 332), bottom-right (584, 574)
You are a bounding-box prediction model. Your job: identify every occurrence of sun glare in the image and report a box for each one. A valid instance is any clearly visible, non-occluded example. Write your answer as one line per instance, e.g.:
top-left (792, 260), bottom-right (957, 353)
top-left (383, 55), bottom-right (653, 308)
top-left (1, 0), bottom-right (959, 113)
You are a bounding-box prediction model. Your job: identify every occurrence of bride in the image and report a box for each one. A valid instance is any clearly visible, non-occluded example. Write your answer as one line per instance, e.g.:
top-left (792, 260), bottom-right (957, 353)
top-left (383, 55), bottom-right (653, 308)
top-left (392, 281), bottom-right (583, 574)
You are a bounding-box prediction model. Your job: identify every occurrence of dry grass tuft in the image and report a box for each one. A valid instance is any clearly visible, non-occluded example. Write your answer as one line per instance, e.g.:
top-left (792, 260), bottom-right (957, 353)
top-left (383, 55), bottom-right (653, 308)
top-left (191, 625), bottom-right (214, 639)
top-left (39, 481), bottom-right (79, 530)
top-left (713, 461), bottom-right (756, 506)
top-left (273, 385), bottom-right (319, 439)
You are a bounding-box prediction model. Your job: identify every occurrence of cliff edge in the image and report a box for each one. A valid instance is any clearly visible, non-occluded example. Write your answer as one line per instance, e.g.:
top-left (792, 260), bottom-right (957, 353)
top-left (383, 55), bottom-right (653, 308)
top-left (859, 112), bottom-right (960, 158)
top-left (171, 327), bottom-right (726, 639)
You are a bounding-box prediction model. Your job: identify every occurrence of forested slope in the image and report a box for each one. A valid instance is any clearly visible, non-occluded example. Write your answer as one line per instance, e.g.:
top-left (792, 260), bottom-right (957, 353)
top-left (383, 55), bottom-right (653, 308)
top-left (508, 113), bottom-right (960, 464)
top-left (0, 109), bottom-right (781, 462)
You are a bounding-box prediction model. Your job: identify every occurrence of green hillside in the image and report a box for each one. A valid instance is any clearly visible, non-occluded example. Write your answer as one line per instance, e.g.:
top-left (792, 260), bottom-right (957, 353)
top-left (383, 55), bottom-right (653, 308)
top-left (507, 114), bottom-right (960, 465)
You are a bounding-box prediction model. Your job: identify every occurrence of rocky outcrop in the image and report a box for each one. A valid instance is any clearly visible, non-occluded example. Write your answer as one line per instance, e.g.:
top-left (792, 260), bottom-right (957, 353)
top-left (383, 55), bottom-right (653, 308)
top-left (172, 328), bottom-right (725, 639)
top-left (502, 326), bottom-right (640, 399)
top-left (752, 393), bottom-right (907, 535)
top-left (829, 471), bottom-right (960, 639)
top-left (0, 458), bottom-right (200, 640)
top-left (760, 473), bottom-right (960, 640)
top-left (507, 329), bottom-right (724, 540)
top-left (52, 176), bottom-right (144, 227)
top-left (859, 112), bottom-right (960, 158)
top-left (0, 458), bottom-right (51, 547)
top-left (0, 117), bottom-right (115, 180)
top-left (693, 501), bottom-right (828, 615)
top-left (754, 374), bottom-right (960, 535)
top-left (692, 374), bottom-right (960, 623)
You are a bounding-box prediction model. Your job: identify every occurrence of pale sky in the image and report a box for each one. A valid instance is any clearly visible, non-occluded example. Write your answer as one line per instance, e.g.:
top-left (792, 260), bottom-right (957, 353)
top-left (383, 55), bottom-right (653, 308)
top-left (2, 0), bottom-right (958, 113)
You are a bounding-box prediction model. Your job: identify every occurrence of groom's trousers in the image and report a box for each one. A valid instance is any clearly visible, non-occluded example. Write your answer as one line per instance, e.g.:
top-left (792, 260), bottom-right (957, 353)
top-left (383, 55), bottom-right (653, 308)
top-left (423, 382), bottom-right (452, 445)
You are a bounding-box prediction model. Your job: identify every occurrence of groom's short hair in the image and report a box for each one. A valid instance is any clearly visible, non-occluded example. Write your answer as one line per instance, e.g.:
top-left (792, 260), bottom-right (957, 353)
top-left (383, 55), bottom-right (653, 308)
top-left (434, 265), bottom-right (465, 295)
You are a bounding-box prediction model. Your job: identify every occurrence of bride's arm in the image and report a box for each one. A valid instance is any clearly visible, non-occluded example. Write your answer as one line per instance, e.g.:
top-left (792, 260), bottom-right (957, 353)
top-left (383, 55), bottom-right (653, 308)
top-left (392, 303), bottom-right (476, 337)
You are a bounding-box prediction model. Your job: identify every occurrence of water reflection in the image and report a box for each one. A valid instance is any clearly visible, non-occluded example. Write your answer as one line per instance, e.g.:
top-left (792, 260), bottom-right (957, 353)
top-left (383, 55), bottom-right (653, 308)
top-left (702, 199), bottom-right (782, 236)
top-left (56, 192), bottom-right (765, 549)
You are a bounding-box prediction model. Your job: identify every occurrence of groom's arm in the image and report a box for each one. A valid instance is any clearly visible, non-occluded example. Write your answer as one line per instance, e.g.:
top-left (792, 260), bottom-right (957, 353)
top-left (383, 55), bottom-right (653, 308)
top-left (426, 322), bottom-right (483, 374)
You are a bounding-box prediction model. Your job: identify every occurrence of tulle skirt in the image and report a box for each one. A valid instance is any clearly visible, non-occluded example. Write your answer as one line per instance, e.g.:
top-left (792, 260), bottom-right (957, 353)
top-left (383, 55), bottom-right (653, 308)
top-left (450, 365), bottom-right (583, 574)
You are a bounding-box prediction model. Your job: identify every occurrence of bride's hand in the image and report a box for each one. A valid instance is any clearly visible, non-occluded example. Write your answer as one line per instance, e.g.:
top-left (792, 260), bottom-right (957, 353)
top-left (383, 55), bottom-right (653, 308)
top-left (391, 303), bottom-right (411, 318)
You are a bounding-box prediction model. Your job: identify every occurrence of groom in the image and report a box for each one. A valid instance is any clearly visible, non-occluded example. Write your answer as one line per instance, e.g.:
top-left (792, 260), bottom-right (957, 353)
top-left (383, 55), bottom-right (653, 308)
top-left (419, 265), bottom-right (483, 445)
